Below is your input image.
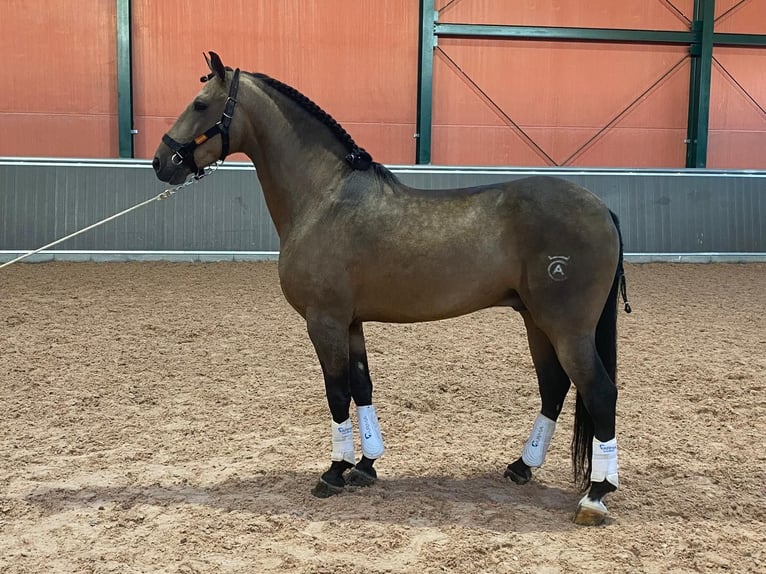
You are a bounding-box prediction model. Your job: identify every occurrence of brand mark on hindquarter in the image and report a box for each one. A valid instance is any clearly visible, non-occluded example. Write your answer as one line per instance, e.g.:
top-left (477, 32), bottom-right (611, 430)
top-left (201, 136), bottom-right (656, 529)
top-left (547, 255), bottom-right (570, 281)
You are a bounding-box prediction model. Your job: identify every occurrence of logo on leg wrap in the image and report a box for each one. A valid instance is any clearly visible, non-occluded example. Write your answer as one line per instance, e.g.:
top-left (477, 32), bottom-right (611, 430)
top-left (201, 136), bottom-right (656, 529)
top-left (357, 405), bottom-right (384, 459)
top-left (590, 437), bottom-right (619, 488)
top-left (521, 413), bottom-right (556, 468)
top-left (331, 418), bottom-right (356, 464)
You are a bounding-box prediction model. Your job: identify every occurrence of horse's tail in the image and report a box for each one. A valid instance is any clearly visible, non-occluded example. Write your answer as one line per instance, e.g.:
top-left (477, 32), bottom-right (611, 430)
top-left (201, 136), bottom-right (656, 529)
top-left (572, 210), bottom-right (629, 490)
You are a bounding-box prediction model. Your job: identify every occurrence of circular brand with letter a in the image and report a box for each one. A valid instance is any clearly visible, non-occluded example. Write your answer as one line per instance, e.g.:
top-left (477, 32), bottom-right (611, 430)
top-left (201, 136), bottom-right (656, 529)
top-left (547, 256), bottom-right (570, 282)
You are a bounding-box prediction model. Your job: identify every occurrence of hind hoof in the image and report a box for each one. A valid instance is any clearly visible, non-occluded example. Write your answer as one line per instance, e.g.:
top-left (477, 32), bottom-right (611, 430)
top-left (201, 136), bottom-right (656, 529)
top-left (573, 495), bottom-right (608, 526)
top-left (346, 466), bottom-right (377, 488)
top-left (311, 479), bottom-right (345, 499)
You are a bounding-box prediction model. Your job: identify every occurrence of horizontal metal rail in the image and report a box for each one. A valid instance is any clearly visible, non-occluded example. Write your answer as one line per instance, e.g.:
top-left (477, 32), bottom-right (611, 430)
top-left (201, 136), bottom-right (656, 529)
top-left (434, 23), bottom-right (696, 44)
top-left (3, 157), bottom-right (766, 177)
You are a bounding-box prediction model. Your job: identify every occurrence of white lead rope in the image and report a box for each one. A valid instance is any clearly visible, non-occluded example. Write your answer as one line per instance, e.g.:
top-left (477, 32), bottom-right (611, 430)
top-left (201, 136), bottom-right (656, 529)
top-left (0, 164), bottom-right (218, 270)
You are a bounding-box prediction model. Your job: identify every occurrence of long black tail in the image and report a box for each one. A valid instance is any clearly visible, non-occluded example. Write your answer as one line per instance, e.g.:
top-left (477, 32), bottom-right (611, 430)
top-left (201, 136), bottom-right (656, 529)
top-left (572, 210), bottom-right (629, 489)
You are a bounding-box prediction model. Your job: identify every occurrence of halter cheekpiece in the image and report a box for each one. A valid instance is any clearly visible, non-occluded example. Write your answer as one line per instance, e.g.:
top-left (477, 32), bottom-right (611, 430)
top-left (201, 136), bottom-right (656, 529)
top-left (161, 68), bottom-right (241, 177)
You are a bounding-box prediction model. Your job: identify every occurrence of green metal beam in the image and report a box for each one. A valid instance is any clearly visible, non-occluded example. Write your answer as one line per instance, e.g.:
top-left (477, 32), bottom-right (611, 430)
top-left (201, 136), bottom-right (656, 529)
top-left (686, 0), bottom-right (715, 168)
top-left (116, 0), bottom-right (134, 158)
top-left (713, 32), bottom-right (766, 47)
top-left (416, 0), bottom-right (436, 164)
top-left (435, 23), bottom-right (696, 45)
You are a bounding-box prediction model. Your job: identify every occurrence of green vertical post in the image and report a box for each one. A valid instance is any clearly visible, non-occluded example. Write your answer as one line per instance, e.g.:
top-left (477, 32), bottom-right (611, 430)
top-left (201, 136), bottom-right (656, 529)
top-left (416, 0), bottom-right (436, 164)
top-left (686, 0), bottom-right (715, 168)
top-left (117, 0), bottom-right (134, 158)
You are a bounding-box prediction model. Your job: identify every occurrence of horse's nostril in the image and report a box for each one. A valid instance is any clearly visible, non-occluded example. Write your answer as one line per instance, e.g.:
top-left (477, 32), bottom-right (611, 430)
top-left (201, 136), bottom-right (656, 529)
top-left (152, 157), bottom-right (160, 172)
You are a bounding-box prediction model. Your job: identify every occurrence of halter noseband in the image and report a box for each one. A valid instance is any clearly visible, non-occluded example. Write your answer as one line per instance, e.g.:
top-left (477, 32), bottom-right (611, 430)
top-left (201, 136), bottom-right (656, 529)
top-left (162, 68), bottom-right (241, 176)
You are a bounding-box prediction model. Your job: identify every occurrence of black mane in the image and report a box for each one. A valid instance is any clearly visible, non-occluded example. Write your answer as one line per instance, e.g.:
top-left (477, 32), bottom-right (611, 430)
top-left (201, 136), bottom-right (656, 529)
top-left (243, 71), bottom-right (398, 183)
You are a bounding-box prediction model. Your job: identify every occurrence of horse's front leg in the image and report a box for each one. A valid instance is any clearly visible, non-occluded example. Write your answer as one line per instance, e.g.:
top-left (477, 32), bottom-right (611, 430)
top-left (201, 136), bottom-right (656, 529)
top-left (306, 311), bottom-right (355, 498)
top-left (346, 321), bottom-right (384, 487)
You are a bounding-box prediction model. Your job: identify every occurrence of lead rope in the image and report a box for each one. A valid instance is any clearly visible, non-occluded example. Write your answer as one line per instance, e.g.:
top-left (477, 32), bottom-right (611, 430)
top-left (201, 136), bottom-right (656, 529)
top-left (0, 163), bottom-right (218, 270)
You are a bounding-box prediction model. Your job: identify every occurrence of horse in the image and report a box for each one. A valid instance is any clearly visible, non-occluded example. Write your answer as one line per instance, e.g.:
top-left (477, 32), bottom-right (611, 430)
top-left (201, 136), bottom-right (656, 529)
top-left (153, 52), bottom-right (631, 526)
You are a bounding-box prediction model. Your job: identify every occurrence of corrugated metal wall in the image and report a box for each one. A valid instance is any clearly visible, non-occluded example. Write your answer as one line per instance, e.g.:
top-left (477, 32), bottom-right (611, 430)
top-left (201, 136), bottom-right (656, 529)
top-left (1, 160), bottom-right (763, 259)
top-left (131, 0), bottom-right (419, 164)
top-left (432, 1), bottom-right (691, 167)
top-left (1, 1), bottom-right (764, 168)
top-left (0, 162), bottom-right (278, 253)
top-left (431, 38), bottom-right (690, 167)
top-left (708, 1), bottom-right (766, 168)
top-left (0, 0), bottom-right (118, 157)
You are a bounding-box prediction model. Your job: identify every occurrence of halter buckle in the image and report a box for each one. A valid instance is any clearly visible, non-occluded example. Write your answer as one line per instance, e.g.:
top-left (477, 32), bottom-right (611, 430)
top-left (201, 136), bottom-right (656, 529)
top-left (171, 152), bottom-right (185, 166)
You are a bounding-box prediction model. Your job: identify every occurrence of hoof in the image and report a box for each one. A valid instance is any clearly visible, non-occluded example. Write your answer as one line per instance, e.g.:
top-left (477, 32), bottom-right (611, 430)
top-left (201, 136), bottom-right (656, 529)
top-left (573, 495), bottom-right (608, 526)
top-left (311, 478), bottom-right (345, 499)
top-left (346, 466), bottom-right (377, 488)
top-left (504, 459), bottom-right (532, 485)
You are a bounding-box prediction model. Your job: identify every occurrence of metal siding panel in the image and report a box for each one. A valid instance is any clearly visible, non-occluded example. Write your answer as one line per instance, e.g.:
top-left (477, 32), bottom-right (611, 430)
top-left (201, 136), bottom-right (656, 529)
top-left (0, 1), bottom-right (117, 158)
top-left (715, 2), bottom-right (766, 33)
top-left (432, 39), bottom-right (690, 167)
top-left (708, 48), bottom-right (766, 169)
top-left (132, 0), bottom-right (418, 164)
top-left (1, 161), bottom-right (764, 256)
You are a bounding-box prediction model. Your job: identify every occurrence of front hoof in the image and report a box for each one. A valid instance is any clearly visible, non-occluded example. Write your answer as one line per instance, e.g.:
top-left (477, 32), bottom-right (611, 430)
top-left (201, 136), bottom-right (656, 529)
top-left (504, 459), bottom-right (532, 485)
top-left (573, 495), bottom-right (608, 526)
top-left (311, 478), bottom-right (345, 498)
top-left (346, 466), bottom-right (377, 488)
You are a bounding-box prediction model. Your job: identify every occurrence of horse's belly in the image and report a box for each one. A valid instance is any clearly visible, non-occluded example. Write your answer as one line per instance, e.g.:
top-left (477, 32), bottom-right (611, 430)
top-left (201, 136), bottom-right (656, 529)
top-left (354, 269), bottom-right (514, 323)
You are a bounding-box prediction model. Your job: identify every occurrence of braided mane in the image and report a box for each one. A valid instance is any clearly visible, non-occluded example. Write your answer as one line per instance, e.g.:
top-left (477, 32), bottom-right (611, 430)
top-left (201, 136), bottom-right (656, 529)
top-left (246, 72), bottom-right (375, 172)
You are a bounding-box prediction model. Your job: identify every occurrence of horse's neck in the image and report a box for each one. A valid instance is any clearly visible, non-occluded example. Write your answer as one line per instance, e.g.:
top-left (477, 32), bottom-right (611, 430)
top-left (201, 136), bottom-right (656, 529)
top-left (238, 82), bottom-right (348, 239)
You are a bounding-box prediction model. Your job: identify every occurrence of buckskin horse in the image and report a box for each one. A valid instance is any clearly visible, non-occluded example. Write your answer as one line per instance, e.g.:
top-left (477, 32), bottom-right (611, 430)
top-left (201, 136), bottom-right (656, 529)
top-left (153, 52), bottom-right (631, 526)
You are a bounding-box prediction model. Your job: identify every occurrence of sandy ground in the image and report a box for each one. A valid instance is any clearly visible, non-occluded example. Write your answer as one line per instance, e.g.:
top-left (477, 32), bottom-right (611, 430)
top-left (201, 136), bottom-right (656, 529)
top-left (0, 261), bottom-right (764, 573)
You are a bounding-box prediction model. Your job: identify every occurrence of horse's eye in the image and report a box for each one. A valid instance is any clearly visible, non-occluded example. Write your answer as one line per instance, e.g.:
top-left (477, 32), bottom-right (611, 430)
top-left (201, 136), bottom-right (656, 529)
top-left (193, 100), bottom-right (208, 111)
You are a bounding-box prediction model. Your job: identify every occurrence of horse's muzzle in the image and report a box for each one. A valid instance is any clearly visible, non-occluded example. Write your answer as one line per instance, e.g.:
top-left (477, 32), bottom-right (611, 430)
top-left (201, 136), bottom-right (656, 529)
top-left (152, 155), bottom-right (188, 185)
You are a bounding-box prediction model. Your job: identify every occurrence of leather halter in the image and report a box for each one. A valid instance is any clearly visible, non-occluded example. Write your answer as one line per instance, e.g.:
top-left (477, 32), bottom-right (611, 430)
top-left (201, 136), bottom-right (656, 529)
top-left (162, 68), bottom-right (241, 176)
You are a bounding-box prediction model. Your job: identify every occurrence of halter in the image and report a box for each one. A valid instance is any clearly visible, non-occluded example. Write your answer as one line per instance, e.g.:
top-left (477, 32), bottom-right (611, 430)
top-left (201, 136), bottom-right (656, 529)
top-left (162, 68), bottom-right (241, 177)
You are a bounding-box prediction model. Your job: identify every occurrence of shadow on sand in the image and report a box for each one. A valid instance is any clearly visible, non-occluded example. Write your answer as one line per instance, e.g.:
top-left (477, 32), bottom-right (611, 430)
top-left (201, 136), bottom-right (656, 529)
top-left (23, 469), bottom-right (587, 533)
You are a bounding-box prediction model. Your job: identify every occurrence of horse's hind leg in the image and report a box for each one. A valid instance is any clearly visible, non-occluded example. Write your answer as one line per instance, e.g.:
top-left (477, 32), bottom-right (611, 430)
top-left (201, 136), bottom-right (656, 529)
top-left (505, 310), bottom-right (571, 485)
top-left (553, 334), bottom-right (619, 526)
top-left (346, 321), bottom-right (385, 487)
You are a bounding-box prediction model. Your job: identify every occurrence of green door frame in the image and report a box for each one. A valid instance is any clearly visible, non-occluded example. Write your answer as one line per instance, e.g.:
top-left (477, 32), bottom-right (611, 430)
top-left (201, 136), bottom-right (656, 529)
top-left (416, 0), bottom-right (766, 167)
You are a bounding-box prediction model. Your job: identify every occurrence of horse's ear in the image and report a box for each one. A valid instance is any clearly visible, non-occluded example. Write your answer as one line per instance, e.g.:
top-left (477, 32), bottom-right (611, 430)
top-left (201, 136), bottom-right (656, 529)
top-left (206, 51), bottom-right (227, 82)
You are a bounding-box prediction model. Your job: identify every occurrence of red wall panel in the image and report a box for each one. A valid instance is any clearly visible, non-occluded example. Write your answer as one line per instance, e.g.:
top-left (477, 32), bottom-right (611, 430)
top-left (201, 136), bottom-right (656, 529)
top-left (0, 0), bottom-right (117, 158)
top-left (432, 39), bottom-right (689, 167)
top-left (715, 0), bottom-right (763, 32)
top-left (0, 0), bottom-right (762, 169)
top-left (708, 48), bottom-right (766, 169)
top-left (132, 0), bottom-right (419, 164)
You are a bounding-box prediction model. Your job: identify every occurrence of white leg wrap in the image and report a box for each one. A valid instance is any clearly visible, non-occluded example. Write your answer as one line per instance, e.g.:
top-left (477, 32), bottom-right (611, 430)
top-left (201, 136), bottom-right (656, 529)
top-left (590, 437), bottom-right (619, 488)
top-left (357, 405), bottom-right (385, 459)
top-left (331, 418), bottom-right (356, 464)
top-left (521, 413), bottom-right (557, 468)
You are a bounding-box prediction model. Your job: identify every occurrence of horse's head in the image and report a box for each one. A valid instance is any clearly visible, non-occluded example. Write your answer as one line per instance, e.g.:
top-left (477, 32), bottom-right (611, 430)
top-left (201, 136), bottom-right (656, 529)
top-left (153, 52), bottom-right (242, 184)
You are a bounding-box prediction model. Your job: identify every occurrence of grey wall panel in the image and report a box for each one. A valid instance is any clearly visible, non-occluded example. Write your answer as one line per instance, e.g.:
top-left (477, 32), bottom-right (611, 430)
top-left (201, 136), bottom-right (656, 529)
top-left (1, 160), bottom-right (764, 257)
top-left (0, 162), bottom-right (279, 252)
